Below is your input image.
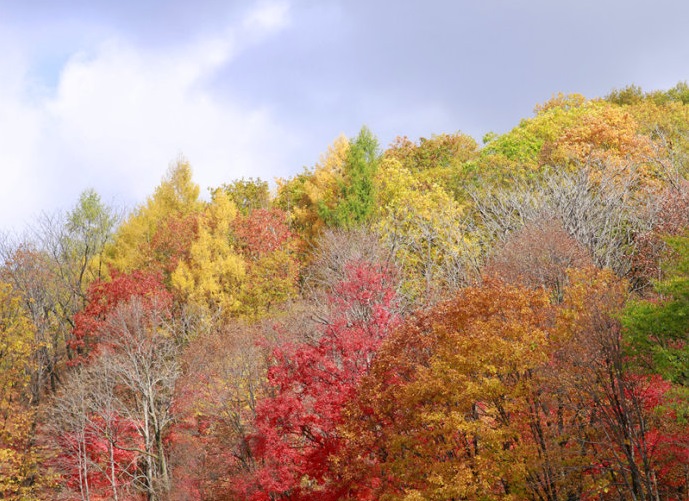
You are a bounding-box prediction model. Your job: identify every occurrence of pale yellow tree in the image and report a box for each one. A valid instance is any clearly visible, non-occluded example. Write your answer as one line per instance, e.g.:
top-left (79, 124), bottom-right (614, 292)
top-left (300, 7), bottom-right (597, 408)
top-left (375, 158), bottom-right (479, 304)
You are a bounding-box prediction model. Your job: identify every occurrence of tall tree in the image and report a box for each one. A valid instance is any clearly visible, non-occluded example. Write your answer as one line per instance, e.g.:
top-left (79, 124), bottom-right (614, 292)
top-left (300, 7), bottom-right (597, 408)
top-left (624, 233), bottom-right (689, 386)
top-left (322, 126), bottom-right (380, 228)
top-left (274, 134), bottom-right (349, 258)
top-left (557, 268), bottom-right (678, 500)
top-left (101, 298), bottom-right (180, 500)
top-left (107, 158), bottom-right (203, 278)
top-left (375, 157), bottom-right (478, 303)
top-left (233, 207), bottom-right (299, 318)
top-left (0, 281), bottom-right (49, 498)
top-left (171, 190), bottom-right (245, 320)
top-left (339, 280), bottom-right (553, 500)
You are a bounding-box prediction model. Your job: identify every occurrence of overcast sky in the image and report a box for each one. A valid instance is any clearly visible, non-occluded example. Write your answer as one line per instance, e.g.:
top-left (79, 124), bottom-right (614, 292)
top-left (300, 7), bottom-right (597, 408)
top-left (1, 0), bottom-right (688, 231)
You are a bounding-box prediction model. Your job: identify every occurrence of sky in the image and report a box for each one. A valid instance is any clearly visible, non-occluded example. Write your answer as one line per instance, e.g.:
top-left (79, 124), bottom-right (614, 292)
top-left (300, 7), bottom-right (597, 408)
top-left (1, 0), bottom-right (688, 232)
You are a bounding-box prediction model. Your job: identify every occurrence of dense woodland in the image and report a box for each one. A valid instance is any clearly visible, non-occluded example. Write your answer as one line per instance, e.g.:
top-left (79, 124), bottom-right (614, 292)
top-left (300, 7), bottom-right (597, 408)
top-left (2, 84), bottom-right (689, 500)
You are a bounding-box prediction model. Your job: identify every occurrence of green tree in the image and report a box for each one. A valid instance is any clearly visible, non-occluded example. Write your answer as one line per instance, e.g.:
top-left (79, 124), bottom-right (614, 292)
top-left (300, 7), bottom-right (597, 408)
top-left (322, 126), bottom-right (380, 228)
top-left (624, 235), bottom-right (689, 386)
top-left (274, 134), bottom-right (349, 258)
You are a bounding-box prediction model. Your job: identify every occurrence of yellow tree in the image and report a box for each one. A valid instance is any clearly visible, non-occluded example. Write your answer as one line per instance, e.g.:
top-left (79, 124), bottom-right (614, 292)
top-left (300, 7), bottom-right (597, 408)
top-left (545, 104), bottom-right (655, 186)
top-left (383, 132), bottom-right (479, 202)
top-left (478, 93), bottom-right (589, 181)
top-left (233, 207), bottom-right (299, 319)
top-left (275, 134), bottom-right (349, 257)
top-left (479, 95), bottom-right (657, 189)
top-left (621, 95), bottom-right (689, 190)
top-left (171, 190), bottom-right (246, 320)
top-left (0, 282), bottom-right (52, 497)
top-left (107, 158), bottom-right (203, 278)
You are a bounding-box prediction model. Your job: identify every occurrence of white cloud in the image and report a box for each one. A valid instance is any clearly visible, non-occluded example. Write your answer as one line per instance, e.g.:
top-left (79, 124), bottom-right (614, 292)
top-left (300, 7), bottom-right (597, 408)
top-left (0, 1), bottom-right (295, 232)
top-left (243, 0), bottom-right (291, 33)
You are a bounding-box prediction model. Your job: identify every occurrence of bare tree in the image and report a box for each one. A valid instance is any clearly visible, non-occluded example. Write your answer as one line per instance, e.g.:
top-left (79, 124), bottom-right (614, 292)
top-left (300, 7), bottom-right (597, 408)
top-left (49, 360), bottom-right (139, 501)
top-left (473, 167), bottom-right (652, 282)
top-left (485, 218), bottom-right (593, 301)
top-left (50, 297), bottom-right (180, 501)
top-left (100, 298), bottom-right (180, 500)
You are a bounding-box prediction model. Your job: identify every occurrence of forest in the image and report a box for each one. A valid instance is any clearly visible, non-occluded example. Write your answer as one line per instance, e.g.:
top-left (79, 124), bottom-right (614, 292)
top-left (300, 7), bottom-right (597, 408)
top-left (1, 83), bottom-right (689, 500)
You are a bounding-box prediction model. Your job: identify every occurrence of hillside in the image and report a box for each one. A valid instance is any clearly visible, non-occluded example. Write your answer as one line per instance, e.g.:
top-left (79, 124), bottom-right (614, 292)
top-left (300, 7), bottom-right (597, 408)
top-left (1, 83), bottom-right (689, 500)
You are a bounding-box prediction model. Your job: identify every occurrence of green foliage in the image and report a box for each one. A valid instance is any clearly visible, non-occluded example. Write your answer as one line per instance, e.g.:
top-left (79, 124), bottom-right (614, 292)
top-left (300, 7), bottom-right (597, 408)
top-left (321, 126), bottom-right (380, 228)
top-left (606, 84), bottom-right (646, 105)
top-left (219, 177), bottom-right (270, 215)
top-left (624, 235), bottom-right (689, 386)
top-left (64, 188), bottom-right (118, 284)
top-left (477, 94), bottom-right (592, 181)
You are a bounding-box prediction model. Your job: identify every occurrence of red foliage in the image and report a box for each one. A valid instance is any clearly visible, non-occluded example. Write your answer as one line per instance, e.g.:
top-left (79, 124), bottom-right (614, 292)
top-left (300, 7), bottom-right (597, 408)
top-left (233, 208), bottom-right (293, 259)
top-left (234, 261), bottom-right (399, 501)
top-left (70, 269), bottom-right (171, 364)
top-left (52, 412), bottom-right (141, 500)
top-left (150, 212), bottom-right (199, 277)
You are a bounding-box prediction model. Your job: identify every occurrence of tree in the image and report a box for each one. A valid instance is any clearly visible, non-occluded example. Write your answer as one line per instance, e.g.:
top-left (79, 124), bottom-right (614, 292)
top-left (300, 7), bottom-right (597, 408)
top-left (624, 234), bottom-right (689, 387)
top-left (383, 132), bottom-right (479, 202)
top-left (234, 207), bottom-right (300, 318)
top-left (484, 217), bottom-right (592, 301)
top-left (107, 158), bottom-right (203, 278)
top-left (0, 281), bottom-right (49, 498)
top-left (171, 190), bottom-right (246, 320)
top-left (274, 134), bottom-right (349, 259)
top-left (235, 260), bottom-right (399, 500)
top-left (556, 268), bottom-right (678, 500)
top-left (71, 269), bottom-right (172, 364)
top-left (375, 158), bottom-right (479, 304)
top-left (171, 319), bottom-right (270, 500)
top-left (220, 178), bottom-right (270, 215)
top-left (473, 167), bottom-right (649, 283)
top-left (339, 280), bottom-right (553, 500)
top-left (0, 242), bottom-right (64, 400)
top-left (36, 188), bottom-right (118, 306)
top-left (50, 271), bottom-right (178, 500)
top-left (49, 359), bottom-right (141, 501)
top-left (631, 181), bottom-right (689, 289)
top-left (0, 189), bottom-right (118, 393)
top-left (100, 298), bottom-right (180, 500)
top-left (321, 126), bottom-right (380, 229)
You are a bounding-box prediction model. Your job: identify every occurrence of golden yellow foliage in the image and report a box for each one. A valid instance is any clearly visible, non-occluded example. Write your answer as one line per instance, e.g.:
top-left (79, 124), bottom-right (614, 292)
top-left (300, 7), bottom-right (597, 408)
top-left (107, 158), bottom-right (204, 274)
top-left (171, 190), bottom-right (245, 319)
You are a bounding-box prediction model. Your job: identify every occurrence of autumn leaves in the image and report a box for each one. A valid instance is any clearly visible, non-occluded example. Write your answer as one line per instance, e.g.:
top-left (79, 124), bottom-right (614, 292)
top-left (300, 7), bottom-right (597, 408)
top-left (1, 83), bottom-right (689, 499)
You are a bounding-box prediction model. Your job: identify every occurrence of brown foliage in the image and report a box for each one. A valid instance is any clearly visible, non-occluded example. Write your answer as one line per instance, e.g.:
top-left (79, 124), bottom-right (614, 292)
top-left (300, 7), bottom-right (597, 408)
top-left (485, 218), bottom-right (592, 300)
